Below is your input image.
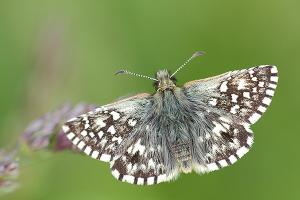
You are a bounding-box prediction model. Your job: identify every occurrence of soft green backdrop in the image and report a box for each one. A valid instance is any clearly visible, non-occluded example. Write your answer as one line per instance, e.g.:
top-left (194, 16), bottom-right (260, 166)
top-left (0, 0), bottom-right (299, 199)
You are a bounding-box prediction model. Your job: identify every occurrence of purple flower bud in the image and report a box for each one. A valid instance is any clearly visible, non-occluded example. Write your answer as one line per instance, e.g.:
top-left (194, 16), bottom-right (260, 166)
top-left (21, 103), bottom-right (96, 151)
top-left (0, 149), bottom-right (19, 195)
top-left (0, 102), bottom-right (97, 196)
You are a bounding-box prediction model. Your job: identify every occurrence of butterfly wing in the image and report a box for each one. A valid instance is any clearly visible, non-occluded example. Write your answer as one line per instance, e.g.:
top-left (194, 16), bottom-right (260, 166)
top-left (183, 65), bottom-right (278, 172)
top-left (62, 93), bottom-right (174, 185)
top-left (110, 139), bottom-right (174, 185)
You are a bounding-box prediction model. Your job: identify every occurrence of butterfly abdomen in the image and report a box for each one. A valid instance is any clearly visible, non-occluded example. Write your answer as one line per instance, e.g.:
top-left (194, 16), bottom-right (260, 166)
top-left (171, 142), bottom-right (193, 173)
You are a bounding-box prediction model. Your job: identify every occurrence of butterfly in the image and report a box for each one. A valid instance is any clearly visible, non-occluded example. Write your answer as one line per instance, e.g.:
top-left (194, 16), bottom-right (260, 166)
top-left (62, 51), bottom-right (278, 185)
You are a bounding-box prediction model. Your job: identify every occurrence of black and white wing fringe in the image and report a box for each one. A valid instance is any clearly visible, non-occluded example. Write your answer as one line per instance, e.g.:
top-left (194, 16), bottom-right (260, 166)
top-left (62, 94), bottom-right (175, 185)
top-left (184, 65), bottom-right (278, 173)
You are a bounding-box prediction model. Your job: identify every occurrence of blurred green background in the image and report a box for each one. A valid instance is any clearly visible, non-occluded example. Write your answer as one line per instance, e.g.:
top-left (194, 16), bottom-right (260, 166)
top-left (0, 0), bottom-right (299, 199)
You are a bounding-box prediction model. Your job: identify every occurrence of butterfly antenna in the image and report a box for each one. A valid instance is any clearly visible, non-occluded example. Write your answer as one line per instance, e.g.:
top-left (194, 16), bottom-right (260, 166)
top-left (115, 69), bottom-right (158, 81)
top-left (170, 51), bottom-right (205, 78)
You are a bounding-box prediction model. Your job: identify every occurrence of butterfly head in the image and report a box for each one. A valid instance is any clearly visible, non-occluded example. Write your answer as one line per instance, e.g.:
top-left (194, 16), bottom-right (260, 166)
top-left (154, 69), bottom-right (177, 92)
top-left (116, 51), bottom-right (204, 92)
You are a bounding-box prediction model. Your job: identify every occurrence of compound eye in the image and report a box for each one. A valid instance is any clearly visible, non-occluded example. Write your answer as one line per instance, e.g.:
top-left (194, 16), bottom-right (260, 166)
top-left (170, 76), bottom-right (177, 84)
top-left (153, 81), bottom-right (159, 89)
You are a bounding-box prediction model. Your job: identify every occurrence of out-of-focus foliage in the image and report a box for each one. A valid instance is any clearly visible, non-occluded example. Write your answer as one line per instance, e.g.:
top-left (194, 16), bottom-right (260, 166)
top-left (21, 103), bottom-right (95, 151)
top-left (0, 149), bottom-right (19, 195)
top-left (0, 103), bottom-right (95, 196)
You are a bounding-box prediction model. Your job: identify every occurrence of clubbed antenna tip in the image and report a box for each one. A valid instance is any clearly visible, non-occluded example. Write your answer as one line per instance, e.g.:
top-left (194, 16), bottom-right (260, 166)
top-left (114, 69), bottom-right (158, 81)
top-left (170, 50), bottom-right (205, 77)
top-left (192, 51), bottom-right (205, 59)
top-left (115, 70), bottom-right (126, 75)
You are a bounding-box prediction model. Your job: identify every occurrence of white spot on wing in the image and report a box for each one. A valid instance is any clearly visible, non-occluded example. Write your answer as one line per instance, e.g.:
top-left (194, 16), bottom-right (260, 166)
top-left (194, 165), bottom-right (208, 173)
top-left (95, 118), bottom-right (106, 128)
top-left (148, 159), bottom-right (155, 169)
top-left (228, 155), bottom-right (238, 164)
top-left (132, 139), bottom-right (145, 154)
top-left (72, 137), bottom-right (80, 145)
top-left (81, 130), bottom-right (87, 137)
top-left (205, 133), bottom-right (211, 139)
top-left (127, 145), bottom-right (133, 153)
top-left (95, 107), bottom-right (103, 112)
top-left (237, 79), bottom-right (247, 90)
top-left (266, 89), bottom-right (275, 96)
top-left (222, 123), bottom-right (230, 130)
top-left (207, 163), bottom-right (219, 171)
top-left (128, 118), bottom-right (137, 127)
top-left (218, 159), bottom-right (228, 167)
top-left (269, 83), bottom-right (277, 89)
top-left (258, 105), bottom-right (267, 113)
top-left (258, 81), bottom-right (265, 87)
top-left (157, 174), bottom-right (167, 183)
top-left (110, 111), bottom-right (121, 120)
top-left (208, 98), bottom-right (217, 106)
top-left (198, 136), bottom-right (204, 143)
top-left (212, 144), bottom-right (219, 153)
top-left (107, 125), bottom-right (116, 135)
top-left (100, 154), bottom-right (111, 162)
top-left (243, 123), bottom-right (253, 133)
top-left (89, 132), bottom-right (95, 138)
top-left (249, 113), bottom-right (261, 124)
top-left (77, 141), bottom-right (86, 149)
top-left (67, 132), bottom-right (75, 140)
top-left (233, 129), bottom-right (239, 134)
top-left (112, 136), bottom-right (122, 144)
top-left (137, 178), bottom-right (144, 185)
top-left (247, 137), bottom-right (253, 146)
top-left (62, 125), bottom-right (70, 133)
top-left (131, 164), bottom-right (138, 172)
top-left (141, 164), bottom-right (146, 170)
top-left (67, 117), bottom-right (77, 123)
top-left (230, 105), bottom-right (240, 114)
top-left (232, 138), bottom-right (240, 147)
top-left (271, 66), bottom-right (278, 73)
top-left (212, 122), bottom-right (227, 135)
top-left (243, 92), bottom-right (250, 99)
top-left (91, 151), bottom-right (99, 159)
top-left (84, 146), bottom-right (92, 155)
top-left (236, 146), bottom-right (249, 158)
top-left (220, 81), bottom-right (228, 92)
top-left (111, 169), bottom-right (120, 178)
top-left (262, 97), bottom-right (272, 105)
top-left (219, 117), bottom-right (230, 123)
top-left (147, 177), bottom-right (155, 185)
top-left (251, 77), bottom-right (257, 81)
top-left (123, 175), bottom-right (134, 184)
top-left (97, 131), bottom-right (104, 139)
top-left (126, 163), bottom-right (132, 172)
top-left (231, 94), bottom-right (238, 103)
top-left (100, 138), bottom-right (108, 147)
top-left (270, 76), bottom-right (278, 82)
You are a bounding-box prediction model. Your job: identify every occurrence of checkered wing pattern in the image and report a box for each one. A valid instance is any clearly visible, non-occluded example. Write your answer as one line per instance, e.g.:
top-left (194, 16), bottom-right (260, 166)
top-left (184, 65), bottom-right (278, 172)
top-left (62, 93), bottom-right (172, 185)
top-left (110, 138), bottom-right (172, 185)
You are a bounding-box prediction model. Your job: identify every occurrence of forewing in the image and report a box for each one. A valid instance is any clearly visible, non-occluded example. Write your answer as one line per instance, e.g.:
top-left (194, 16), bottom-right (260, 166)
top-left (62, 93), bottom-right (151, 162)
top-left (62, 93), bottom-right (175, 185)
top-left (183, 65), bottom-right (278, 172)
top-left (184, 65), bottom-right (278, 125)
